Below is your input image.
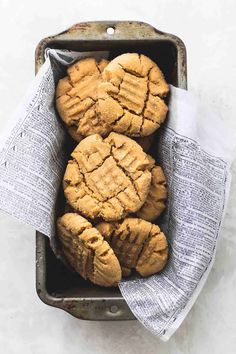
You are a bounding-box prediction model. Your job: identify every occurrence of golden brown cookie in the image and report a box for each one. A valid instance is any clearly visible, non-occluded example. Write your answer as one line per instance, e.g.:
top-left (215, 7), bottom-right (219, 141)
top-left (56, 57), bottom-right (110, 141)
top-left (63, 132), bottom-right (152, 221)
top-left (57, 213), bottom-right (122, 287)
top-left (97, 53), bottom-right (169, 137)
top-left (96, 218), bottom-right (168, 277)
top-left (137, 155), bottom-right (167, 221)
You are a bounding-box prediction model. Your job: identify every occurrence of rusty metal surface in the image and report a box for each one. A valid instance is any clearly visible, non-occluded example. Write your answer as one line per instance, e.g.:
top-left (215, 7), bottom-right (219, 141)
top-left (35, 21), bottom-right (187, 89)
top-left (35, 21), bottom-right (187, 320)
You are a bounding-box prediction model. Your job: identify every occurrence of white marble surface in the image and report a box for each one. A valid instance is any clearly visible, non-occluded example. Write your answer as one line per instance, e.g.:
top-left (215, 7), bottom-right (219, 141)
top-left (0, 0), bottom-right (236, 353)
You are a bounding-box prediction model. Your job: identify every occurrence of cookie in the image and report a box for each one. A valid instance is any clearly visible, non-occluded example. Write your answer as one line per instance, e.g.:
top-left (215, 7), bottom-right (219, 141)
top-left (63, 132), bottom-right (152, 221)
top-left (97, 53), bottom-right (169, 137)
top-left (57, 213), bottom-right (122, 287)
top-left (137, 155), bottom-right (167, 221)
top-left (56, 57), bottom-right (110, 141)
top-left (96, 218), bottom-right (168, 277)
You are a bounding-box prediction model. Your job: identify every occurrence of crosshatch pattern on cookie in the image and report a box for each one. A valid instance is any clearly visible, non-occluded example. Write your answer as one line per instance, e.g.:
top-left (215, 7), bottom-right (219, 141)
top-left (57, 213), bottom-right (122, 287)
top-left (98, 53), bottom-right (169, 137)
top-left (63, 133), bottom-right (152, 221)
top-left (56, 58), bottom-right (110, 141)
top-left (96, 218), bottom-right (168, 277)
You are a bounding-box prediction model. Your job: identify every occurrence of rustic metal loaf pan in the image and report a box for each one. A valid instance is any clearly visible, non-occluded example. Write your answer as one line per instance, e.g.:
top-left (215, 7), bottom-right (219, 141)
top-left (35, 21), bottom-right (187, 321)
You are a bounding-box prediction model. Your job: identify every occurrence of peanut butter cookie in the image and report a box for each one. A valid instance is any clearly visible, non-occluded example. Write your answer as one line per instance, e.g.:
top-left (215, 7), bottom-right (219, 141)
top-left (63, 133), bottom-right (152, 221)
top-left (57, 213), bottom-right (122, 287)
top-left (137, 155), bottom-right (167, 221)
top-left (97, 53), bottom-right (169, 137)
top-left (96, 218), bottom-right (168, 277)
top-left (56, 58), bottom-right (110, 141)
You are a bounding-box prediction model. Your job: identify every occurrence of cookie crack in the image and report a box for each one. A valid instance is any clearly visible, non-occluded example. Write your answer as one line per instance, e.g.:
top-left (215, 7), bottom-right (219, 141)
top-left (95, 103), bottom-right (110, 133)
top-left (67, 99), bottom-right (96, 119)
top-left (110, 146), bottom-right (142, 201)
top-left (142, 113), bottom-right (161, 126)
top-left (106, 107), bottom-right (142, 134)
top-left (140, 94), bottom-right (148, 134)
top-left (72, 156), bottom-right (136, 207)
top-left (118, 61), bottom-right (144, 78)
top-left (103, 69), bottom-right (138, 116)
top-left (83, 155), bottom-right (111, 174)
top-left (139, 66), bottom-right (155, 134)
top-left (115, 221), bottom-right (153, 271)
top-left (105, 62), bottom-right (159, 133)
top-left (108, 224), bottom-right (119, 244)
top-left (61, 231), bottom-right (94, 280)
top-left (107, 67), bottom-right (146, 117)
top-left (100, 72), bottom-right (145, 132)
top-left (67, 74), bottom-right (76, 88)
top-left (156, 178), bottom-right (167, 187)
top-left (135, 225), bottom-right (157, 262)
top-left (104, 59), bottom-right (166, 134)
top-left (117, 102), bottom-right (142, 117)
top-left (96, 61), bottom-right (104, 74)
top-left (138, 54), bottom-right (155, 78)
top-left (68, 70), bottom-right (100, 86)
top-left (141, 226), bottom-right (168, 258)
top-left (124, 116), bottom-right (133, 134)
top-left (148, 78), bottom-right (169, 99)
top-left (112, 186), bottom-right (130, 203)
top-left (103, 186), bottom-right (130, 212)
top-left (152, 247), bottom-right (168, 254)
top-left (85, 96), bottom-right (96, 104)
top-left (72, 159), bottom-right (103, 203)
top-left (126, 222), bottom-right (142, 245)
top-left (77, 234), bottom-right (96, 281)
top-left (101, 79), bottom-right (139, 133)
top-left (75, 146), bottom-right (111, 174)
top-left (65, 70), bottom-right (104, 130)
top-left (56, 91), bottom-right (72, 100)
top-left (65, 222), bottom-right (91, 236)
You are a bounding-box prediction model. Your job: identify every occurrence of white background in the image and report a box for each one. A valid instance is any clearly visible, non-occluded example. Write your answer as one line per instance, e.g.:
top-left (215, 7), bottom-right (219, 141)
top-left (0, 0), bottom-right (236, 353)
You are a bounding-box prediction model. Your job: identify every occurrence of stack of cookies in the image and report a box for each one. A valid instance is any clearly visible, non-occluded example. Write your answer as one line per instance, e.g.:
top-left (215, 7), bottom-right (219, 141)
top-left (56, 53), bottom-right (169, 287)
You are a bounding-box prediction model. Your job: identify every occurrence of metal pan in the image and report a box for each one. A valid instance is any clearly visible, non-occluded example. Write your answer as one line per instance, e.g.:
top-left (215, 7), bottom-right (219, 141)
top-left (35, 21), bottom-right (187, 320)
